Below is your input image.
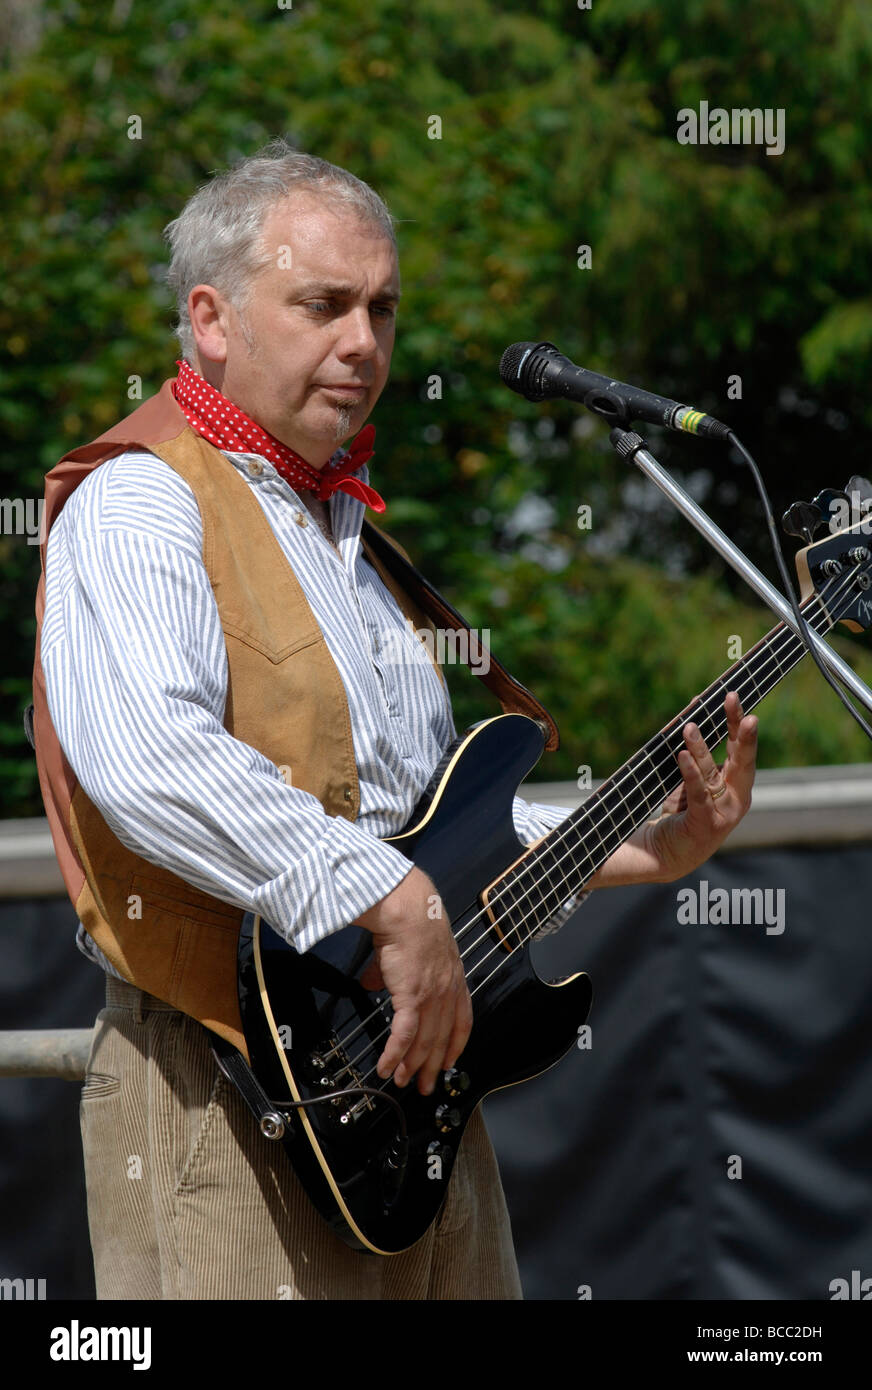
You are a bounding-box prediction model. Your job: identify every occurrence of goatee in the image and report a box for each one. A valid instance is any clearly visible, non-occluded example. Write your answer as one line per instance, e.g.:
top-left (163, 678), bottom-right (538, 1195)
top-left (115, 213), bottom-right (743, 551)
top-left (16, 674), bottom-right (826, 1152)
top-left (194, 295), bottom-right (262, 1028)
top-left (333, 405), bottom-right (354, 442)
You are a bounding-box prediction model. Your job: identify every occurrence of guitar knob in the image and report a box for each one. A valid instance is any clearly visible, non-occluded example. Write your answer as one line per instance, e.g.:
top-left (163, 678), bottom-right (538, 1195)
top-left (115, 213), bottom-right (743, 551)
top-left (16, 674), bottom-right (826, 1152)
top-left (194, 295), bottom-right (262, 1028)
top-left (435, 1105), bottom-right (461, 1132)
top-left (443, 1068), bottom-right (470, 1097)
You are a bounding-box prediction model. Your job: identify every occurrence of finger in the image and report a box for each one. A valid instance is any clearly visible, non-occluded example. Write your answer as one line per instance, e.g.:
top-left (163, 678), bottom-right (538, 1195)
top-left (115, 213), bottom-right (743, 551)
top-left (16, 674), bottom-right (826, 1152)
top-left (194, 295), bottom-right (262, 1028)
top-left (723, 692), bottom-right (741, 750)
top-left (677, 746), bottom-right (714, 808)
top-left (681, 722), bottom-right (724, 796)
top-left (723, 715), bottom-right (758, 802)
top-left (727, 717), bottom-right (758, 767)
top-left (393, 997), bottom-right (446, 1091)
top-left (722, 692), bottom-right (758, 769)
top-left (416, 991), bottom-right (463, 1096)
top-left (725, 689), bottom-right (743, 724)
top-left (376, 1004), bottom-right (419, 1082)
top-left (724, 691), bottom-right (758, 762)
top-left (442, 977), bottom-right (474, 1072)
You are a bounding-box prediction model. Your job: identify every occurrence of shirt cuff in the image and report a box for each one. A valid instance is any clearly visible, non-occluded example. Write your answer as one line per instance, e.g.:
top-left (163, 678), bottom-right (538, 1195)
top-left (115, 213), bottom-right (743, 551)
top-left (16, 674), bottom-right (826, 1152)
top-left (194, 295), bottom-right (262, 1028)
top-left (511, 796), bottom-right (593, 927)
top-left (252, 815), bottom-right (416, 952)
top-left (512, 795), bottom-right (570, 845)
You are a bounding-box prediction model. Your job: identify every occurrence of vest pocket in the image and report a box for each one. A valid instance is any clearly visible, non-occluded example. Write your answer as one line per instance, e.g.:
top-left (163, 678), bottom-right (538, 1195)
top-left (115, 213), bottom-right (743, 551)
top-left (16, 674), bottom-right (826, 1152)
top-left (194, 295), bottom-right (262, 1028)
top-left (129, 872), bottom-right (243, 932)
top-left (220, 622), bottom-right (323, 665)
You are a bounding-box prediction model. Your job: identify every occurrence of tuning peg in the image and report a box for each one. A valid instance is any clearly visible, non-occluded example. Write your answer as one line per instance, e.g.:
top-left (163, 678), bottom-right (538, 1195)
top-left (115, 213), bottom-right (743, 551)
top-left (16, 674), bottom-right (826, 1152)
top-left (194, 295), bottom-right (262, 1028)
top-left (845, 475), bottom-right (872, 503)
top-left (811, 488), bottom-right (848, 523)
top-left (782, 500), bottom-right (822, 545)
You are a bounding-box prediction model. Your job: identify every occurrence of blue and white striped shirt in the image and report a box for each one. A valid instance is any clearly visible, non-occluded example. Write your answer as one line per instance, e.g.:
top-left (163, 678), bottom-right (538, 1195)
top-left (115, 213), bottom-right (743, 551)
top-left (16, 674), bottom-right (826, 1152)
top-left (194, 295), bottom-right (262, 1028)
top-left (41, 444), bottom-right (568, 973)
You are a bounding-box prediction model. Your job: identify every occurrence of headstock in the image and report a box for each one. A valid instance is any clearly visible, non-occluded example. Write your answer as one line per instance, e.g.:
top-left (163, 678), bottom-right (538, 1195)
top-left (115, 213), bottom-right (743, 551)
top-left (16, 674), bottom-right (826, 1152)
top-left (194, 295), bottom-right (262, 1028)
top-left (783, 477), bottom-right (872, 545)
top-left (788, 481), bottom-right (872, 631)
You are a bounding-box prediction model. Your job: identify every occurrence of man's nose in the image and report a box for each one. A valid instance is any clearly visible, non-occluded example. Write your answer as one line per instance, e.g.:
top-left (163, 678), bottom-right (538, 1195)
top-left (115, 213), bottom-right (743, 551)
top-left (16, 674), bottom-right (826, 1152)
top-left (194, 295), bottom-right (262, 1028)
top-left (336, 306), bottom-right (379, 358)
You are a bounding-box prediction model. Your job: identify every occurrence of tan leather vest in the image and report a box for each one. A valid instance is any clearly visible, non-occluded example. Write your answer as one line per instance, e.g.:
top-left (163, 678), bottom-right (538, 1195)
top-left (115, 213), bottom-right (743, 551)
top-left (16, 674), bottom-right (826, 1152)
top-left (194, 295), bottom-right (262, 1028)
top-left (32, 382), bottom-right (447, 1059)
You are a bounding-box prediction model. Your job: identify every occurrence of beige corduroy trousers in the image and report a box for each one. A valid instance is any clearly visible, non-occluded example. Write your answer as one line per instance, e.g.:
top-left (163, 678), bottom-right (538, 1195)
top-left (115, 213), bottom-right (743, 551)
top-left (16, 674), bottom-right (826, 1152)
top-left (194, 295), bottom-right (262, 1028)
top-left (78, 977), bottom-right (523, 1300)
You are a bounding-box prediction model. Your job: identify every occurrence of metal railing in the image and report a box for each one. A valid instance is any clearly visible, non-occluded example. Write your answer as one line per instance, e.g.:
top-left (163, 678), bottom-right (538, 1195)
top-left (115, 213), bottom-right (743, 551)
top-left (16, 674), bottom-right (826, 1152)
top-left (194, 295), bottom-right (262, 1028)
top-left (0, 1029), bottom-right (92, 1079)
top-left (3, 765), bottom-right (872, 1079)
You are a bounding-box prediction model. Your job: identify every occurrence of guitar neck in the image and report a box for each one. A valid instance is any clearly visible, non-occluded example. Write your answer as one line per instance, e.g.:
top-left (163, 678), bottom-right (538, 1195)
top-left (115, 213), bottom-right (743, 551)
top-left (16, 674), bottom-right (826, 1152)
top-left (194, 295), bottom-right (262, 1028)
top-left (499, 591), bottom-right (834, 934)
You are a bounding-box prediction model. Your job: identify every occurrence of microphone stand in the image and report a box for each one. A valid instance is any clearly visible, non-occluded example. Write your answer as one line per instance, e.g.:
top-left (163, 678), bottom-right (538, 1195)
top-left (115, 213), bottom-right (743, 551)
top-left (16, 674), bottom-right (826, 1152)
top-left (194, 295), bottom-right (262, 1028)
top-left (607, 424), bottom-right (872, 719)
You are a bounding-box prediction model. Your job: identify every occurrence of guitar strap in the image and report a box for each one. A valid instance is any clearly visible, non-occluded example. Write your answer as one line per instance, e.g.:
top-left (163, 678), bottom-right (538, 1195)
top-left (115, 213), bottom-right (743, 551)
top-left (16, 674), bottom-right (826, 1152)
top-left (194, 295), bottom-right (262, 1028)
top-left (210, 1031), bottom-right (293, 1140)
top-left (361, 521), bottom-right (559, 751)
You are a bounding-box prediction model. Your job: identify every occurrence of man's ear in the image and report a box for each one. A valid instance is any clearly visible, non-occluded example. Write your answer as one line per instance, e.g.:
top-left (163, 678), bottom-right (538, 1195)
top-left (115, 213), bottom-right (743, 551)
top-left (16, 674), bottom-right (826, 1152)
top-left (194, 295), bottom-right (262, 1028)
top-left (188, 284), bottom-right (230, 365)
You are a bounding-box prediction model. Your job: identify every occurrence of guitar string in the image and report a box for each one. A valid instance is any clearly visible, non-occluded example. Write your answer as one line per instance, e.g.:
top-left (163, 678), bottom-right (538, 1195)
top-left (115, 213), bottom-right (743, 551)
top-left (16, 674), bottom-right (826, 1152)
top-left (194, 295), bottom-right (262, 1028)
top-left (325, 569), bottom-right (857, 1085)
top-left (335, 634), bottom-right (792, 1088)
top-left (446, 579), bottom-right (850, 963)
top-left (448, 578), bottom-right (855, 1006)
top-left (329, 582), bottom-right (841, 1087)
top-left (329, 574), bottom-right (850, 1083)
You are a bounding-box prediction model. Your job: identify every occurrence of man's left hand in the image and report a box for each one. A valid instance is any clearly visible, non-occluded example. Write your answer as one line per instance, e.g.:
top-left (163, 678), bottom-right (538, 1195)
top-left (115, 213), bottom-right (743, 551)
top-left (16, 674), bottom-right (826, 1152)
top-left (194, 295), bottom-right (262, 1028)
top-left (584, 691), bottom-right (758, 889)
top-left (641, 690), bottom-right (758, 882)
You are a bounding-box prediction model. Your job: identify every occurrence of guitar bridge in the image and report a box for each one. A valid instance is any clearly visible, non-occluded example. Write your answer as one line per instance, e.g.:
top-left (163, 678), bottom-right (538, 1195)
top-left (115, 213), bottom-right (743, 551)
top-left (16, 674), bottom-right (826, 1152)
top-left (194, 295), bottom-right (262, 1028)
top-left (337, 1090), bottom-right (376, 1124)
top-left (306, 1038), bottom-right (377, 1124)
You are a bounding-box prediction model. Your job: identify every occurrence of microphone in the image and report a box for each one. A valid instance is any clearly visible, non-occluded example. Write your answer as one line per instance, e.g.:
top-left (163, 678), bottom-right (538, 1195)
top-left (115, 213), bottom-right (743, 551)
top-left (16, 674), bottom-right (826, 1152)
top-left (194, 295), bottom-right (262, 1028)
top-left (499, 341), bottom-right (732, 442)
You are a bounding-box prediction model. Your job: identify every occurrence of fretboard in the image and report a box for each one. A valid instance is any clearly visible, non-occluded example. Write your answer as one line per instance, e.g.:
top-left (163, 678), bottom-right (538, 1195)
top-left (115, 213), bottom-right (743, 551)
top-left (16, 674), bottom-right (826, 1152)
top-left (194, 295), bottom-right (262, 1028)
top-left (491, 590), bottom-right (836, 943)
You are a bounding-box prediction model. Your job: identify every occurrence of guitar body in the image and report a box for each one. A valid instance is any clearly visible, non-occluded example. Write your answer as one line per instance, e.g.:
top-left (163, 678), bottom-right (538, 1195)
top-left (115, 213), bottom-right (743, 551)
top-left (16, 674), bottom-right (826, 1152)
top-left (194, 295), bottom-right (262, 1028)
top-left (237, 714), bottom-right (592, 1254)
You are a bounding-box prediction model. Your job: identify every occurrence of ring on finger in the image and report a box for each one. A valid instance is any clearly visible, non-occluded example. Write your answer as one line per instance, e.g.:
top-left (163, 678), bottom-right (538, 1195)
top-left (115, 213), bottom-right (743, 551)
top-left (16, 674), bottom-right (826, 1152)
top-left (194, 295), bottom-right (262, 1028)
top-left (709, 779), bottom-right (728, 801)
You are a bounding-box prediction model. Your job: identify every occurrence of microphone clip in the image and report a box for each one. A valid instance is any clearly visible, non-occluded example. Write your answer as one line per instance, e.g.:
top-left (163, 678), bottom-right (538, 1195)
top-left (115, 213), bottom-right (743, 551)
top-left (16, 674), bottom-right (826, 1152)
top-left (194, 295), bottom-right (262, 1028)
top-left (582, 387), bottom-right (632, 430)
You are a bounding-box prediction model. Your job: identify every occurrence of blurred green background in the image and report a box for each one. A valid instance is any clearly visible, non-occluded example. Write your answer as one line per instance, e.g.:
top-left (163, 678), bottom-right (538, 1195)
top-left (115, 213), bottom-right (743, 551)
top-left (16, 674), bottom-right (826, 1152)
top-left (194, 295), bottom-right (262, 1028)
top-left (3, 0), bottom-right (872, 816)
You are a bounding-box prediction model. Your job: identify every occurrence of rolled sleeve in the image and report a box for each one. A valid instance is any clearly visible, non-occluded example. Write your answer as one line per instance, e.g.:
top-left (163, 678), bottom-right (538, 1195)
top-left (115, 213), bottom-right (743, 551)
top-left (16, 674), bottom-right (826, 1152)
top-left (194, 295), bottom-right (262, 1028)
top-left (511, 794), bottom-right (592, 922)
top-left (512, 795), bottom-right (569, 845)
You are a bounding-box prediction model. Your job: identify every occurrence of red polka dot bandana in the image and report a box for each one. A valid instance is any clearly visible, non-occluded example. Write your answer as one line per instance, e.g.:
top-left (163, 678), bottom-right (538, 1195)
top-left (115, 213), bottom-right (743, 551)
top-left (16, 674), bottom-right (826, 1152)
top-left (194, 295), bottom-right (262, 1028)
top-left (171, 359), bottom-right (385, 512)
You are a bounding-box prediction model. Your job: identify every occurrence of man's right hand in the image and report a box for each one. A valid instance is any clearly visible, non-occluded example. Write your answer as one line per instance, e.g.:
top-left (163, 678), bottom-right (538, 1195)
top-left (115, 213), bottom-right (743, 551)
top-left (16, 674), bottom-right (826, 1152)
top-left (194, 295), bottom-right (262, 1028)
top-left (356, 866), bottom-right (473, 1096)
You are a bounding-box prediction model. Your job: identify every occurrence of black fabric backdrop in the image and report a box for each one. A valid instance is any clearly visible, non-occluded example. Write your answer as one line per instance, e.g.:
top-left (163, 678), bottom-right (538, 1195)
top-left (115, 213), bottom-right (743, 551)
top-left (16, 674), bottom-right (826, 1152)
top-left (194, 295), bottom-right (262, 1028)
top-left (1, 844), bottom-right (870, 1301)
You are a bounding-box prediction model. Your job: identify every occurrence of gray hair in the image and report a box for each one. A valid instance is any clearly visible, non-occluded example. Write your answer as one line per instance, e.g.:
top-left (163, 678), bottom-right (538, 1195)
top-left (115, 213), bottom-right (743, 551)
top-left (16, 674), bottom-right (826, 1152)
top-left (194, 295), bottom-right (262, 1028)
top-left (164, 139), bottom-right (397, 362)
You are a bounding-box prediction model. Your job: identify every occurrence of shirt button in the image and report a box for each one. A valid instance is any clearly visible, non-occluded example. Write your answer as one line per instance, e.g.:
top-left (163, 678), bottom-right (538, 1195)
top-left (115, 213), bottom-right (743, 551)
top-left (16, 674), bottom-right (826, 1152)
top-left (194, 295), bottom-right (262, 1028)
top-left (247, 459), bottom-right (263, 477)
top-left (343, 786), bottom-right (353, 802)
top-left (294, 511), bottom-right (309, 528)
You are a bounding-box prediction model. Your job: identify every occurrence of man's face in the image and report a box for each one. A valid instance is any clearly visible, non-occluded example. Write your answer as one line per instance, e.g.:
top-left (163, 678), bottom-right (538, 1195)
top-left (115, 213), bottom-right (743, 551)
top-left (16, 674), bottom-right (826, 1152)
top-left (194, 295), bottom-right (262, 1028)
top-left (190, 193), bottom-right (400, 467)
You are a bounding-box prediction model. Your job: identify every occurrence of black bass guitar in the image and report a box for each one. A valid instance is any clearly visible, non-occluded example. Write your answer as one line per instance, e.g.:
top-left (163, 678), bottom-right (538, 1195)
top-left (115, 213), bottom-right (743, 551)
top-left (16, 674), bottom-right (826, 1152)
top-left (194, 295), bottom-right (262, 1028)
top-left (214, 512), bottom-right (872, 1253)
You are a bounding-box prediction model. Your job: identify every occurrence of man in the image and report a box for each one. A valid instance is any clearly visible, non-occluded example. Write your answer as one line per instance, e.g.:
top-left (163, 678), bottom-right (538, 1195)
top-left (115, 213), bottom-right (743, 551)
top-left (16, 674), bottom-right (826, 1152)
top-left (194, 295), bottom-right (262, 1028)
top-left (32, 141), bottom-right (758, 1299)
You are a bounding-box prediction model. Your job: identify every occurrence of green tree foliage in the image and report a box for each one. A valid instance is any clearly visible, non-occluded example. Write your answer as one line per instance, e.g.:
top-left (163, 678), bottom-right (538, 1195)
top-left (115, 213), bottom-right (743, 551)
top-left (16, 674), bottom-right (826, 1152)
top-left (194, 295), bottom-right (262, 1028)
top-left (3, 0), bottom-right (872, 815)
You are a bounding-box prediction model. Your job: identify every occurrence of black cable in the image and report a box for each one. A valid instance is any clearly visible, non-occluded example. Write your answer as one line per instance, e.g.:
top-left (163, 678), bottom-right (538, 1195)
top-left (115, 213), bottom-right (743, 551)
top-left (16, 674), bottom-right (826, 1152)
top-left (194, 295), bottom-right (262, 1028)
top-left (274, 1084), bottom-right (408, 1139)
top-left (210, 1038), bottom-right (409, 1147)
top-left (727, 430), bottom-right (872, 743)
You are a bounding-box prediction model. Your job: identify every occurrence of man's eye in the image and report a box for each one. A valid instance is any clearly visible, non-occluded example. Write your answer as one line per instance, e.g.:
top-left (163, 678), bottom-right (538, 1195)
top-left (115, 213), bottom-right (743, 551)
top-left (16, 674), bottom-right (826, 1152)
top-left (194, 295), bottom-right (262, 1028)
top-left (371, 304), bottom-right (396, 319)
top-left (307, 301), bottom-right (331, 313)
